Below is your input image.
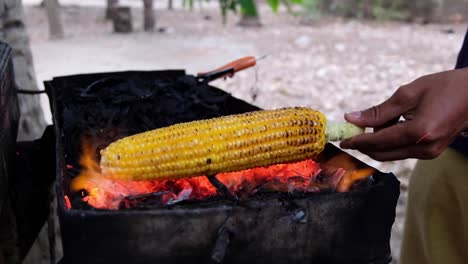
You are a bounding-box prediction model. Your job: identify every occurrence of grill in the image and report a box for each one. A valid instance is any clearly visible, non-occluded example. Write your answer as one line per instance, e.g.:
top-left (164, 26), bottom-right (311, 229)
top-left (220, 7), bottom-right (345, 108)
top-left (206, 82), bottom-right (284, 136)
top-left (0, 43), bottom-right (18, 216)
top-left (0, 41), bottom-right (400, 263)
top-left (0, 42), bottom-right (54, 263)
top-left (45, 70), bottom-right (399, 264)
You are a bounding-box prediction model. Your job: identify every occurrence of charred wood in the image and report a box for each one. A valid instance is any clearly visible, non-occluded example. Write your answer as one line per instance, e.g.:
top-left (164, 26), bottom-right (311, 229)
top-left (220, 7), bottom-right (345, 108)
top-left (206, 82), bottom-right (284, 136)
top-left (207, 175), bottom-right (238, 201)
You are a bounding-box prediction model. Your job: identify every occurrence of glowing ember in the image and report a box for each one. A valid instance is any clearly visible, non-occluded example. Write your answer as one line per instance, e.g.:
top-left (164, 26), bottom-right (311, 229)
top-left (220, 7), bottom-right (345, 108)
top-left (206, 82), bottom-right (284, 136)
top-left (64, 195), bottom-right (72, 209)
top-left (68, 143), bottom-right (372, 210)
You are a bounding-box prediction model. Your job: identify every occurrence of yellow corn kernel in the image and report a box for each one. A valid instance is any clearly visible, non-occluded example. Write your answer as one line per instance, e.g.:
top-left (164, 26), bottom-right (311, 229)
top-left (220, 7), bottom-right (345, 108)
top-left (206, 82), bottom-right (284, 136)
top-left (100, 107), bottom-right (327, 181)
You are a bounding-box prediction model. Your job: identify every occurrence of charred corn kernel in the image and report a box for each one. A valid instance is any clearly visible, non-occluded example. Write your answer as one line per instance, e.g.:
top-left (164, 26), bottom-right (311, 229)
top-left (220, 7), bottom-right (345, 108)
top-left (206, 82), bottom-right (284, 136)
top-left (100, 107), bottom-right (362, 181)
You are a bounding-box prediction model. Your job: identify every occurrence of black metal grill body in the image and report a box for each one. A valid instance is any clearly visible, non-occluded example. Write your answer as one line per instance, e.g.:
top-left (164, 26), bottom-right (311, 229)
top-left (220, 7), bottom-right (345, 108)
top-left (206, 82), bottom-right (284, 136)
top-left (0, 42), bottom-right (18, 219)
top-left (46, 70), bottom-right (400, 264)
top-left (0, 42), bottom-right (54, 261)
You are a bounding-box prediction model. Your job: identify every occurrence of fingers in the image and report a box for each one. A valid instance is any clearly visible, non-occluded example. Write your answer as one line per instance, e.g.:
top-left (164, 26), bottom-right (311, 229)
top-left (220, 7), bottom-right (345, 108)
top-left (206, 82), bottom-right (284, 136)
top-left (339, 71), bottom-right (468, 161)
top-left (374, 117), bottom-right (401, 132)
top-left (358, 143), bottom-right (444, 161)
top-left (345, 84), bottom-right (416, 128)
top-left (340, 119), bottom-right (449, 161)
top-left (340, 121), bottom-right (415, 151)
top-left (363, 146), bottom-right (420, 161)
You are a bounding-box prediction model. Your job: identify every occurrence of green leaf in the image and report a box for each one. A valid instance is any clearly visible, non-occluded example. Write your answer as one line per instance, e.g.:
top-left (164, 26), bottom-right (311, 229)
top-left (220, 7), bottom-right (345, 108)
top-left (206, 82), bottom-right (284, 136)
top-left (239, 0), bottom-right (258, 16)
top-left (290, 0), bottom-right (303, 4)
top-left (229, 0), bottom-right (238, 12)
top-left (267, 0), bottom-right (280, 12)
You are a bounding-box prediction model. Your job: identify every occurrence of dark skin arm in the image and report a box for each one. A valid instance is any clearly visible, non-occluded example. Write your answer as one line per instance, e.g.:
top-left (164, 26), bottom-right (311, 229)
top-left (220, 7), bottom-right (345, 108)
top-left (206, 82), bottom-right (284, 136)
top-left (340, 68), bottom-right (468, 161)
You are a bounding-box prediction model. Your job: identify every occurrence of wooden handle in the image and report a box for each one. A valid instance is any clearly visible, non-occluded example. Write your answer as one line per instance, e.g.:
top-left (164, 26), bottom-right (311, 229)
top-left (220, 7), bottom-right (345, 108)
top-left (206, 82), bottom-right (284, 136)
top-left (221, 56), bottom-right (257, 72)
top-left (198, 56), bottom-right (257, 77)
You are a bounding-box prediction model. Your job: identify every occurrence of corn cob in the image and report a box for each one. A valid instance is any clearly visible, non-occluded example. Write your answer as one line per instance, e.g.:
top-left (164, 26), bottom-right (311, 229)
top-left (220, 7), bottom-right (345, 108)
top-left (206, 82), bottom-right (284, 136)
top-left (100, 107), bottom-right (363, 181)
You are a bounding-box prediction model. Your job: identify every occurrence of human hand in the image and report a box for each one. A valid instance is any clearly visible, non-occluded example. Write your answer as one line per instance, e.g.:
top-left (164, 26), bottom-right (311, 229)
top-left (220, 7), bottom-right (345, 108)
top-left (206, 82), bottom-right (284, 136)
top-left (340, 68), bottom-right (468, 161)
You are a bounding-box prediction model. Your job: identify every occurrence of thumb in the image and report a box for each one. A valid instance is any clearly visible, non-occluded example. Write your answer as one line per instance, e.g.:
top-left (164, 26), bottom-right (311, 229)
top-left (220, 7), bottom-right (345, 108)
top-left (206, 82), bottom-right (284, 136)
top-left (345, 95), bottom-right (406, 128)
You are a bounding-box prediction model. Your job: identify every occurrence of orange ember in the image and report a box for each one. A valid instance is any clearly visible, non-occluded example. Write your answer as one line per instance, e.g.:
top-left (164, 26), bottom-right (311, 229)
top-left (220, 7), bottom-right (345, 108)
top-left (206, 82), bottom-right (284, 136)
top-left (64, 195), bottom-right (72, 209)
top-left (67, 143), bottom-right (374, 210)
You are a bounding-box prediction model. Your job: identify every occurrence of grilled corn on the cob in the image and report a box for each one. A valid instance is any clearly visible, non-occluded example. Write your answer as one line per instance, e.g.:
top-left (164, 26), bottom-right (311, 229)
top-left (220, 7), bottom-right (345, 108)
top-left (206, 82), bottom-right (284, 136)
top-left (100, 107), bottom-right (363, 181)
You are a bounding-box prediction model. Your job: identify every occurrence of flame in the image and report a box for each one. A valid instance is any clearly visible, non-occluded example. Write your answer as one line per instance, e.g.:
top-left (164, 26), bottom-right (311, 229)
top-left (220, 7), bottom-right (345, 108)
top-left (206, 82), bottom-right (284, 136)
top-left (320, 152), bottom-right (376, 192)
top-left (70, 143), bottom-right (216, 209)
top-left (69, 143), bottom-right (372, 210)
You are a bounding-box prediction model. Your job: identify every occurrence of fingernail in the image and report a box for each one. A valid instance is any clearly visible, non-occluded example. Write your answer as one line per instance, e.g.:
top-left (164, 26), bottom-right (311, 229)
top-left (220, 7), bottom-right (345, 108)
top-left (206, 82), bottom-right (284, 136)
top-left (345, 111), bottom-right (362, 120)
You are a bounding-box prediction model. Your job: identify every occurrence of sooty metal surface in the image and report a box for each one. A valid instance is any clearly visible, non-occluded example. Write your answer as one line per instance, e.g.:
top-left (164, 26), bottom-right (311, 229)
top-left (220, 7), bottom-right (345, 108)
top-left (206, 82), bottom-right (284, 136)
top-left (46, 70), bottom-right (400, 264)
top-left (0, 42), bottom-right (18, 217)
top-left (0, 42), bottom-right (54, 261)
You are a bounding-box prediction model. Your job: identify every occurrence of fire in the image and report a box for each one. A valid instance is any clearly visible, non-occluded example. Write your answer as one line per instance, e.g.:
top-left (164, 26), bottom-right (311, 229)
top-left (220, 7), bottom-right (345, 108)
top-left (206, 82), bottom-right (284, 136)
top-left (67, 143), bottom-right (373, 210)
top-left (321, 152), bottom-right (376, 192)
top-left (69, 143), bottom-right (213, 209)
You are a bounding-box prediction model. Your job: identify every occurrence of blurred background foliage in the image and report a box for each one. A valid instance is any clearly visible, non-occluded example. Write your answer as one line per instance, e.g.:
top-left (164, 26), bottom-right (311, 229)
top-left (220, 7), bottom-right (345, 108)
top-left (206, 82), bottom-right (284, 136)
top-left (217, 0), bottom-right (303, 25)
top-left (328, 0), bottom-right (406, 20)
top-left (183, 0), bottom-right (418, 25)
top-left (210, 0), bottom-right (467, 26)
top-left (98, 0), bottom-right (468, 29)
top-left (301, 0), bottom-right (409, 22)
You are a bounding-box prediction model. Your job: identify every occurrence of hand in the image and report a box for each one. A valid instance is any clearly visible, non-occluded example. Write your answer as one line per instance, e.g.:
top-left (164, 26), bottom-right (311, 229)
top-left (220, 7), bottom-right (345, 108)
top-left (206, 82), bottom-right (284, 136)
top-left (340, 68), bottom-right (468, 161)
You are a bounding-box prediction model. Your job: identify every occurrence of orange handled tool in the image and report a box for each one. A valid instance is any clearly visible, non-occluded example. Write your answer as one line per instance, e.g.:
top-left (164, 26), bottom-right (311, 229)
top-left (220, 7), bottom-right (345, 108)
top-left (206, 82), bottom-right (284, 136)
top-left (196, 56), bottom-right (265, 83)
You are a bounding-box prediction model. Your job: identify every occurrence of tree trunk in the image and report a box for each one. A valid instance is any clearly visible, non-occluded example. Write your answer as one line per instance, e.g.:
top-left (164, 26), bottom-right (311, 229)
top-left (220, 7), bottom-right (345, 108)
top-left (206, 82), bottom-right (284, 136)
top-left (143, 0), bottom-right (155, 32)
top-left (360, 0), bottom-right (372, 18)
top-left (0, 0), bottom-right (47, 141)
top-left (45, 0), bottom-right (65, 39)
top-left (238, 0), bottom-right (262, 27)
top-left (113, 6), bottom-right (133, 33)
top-left (238, 14), bottom-right (262, 27)
top-left (106, 0), bottom-right (119, 20)
top-left (168, 0), bottom-right (173, 10)
top-left (220, 0), bottom-right (228, 25)
top-left (404, 0), bottom-right (468, 23)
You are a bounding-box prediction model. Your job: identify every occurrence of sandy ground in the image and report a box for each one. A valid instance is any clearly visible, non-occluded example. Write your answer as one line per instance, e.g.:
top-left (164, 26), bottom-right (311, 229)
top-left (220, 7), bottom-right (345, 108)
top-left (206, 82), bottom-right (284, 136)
top-left (22, 1), bottom-right (466, 262)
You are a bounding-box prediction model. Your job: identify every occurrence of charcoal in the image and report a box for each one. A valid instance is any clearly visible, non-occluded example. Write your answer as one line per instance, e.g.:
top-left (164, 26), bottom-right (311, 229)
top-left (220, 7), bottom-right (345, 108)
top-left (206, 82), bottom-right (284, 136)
top-left (207, 175), bottom-right (238, 201)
